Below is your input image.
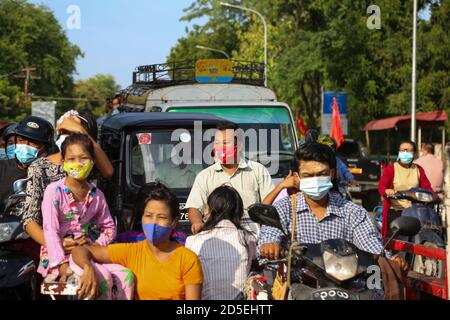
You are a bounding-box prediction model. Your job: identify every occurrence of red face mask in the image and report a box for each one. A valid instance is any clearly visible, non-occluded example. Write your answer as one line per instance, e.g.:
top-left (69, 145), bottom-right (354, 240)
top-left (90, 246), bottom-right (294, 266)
top-left (214, 145), bottom-right (238, 165)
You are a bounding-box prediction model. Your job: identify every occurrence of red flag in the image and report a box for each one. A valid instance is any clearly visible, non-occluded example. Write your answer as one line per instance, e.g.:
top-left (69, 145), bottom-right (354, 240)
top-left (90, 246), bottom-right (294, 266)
top-left (296, 112), bottom-right (308, 136)
top-left (330, 97), bottom-right (344, 147)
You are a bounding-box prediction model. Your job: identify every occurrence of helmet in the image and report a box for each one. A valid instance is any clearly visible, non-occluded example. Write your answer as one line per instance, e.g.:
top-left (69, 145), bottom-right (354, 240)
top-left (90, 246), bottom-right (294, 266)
top-left (2, 123), bottom-right (18, 142)
top-left (15, 116), bottom-right (54, 145)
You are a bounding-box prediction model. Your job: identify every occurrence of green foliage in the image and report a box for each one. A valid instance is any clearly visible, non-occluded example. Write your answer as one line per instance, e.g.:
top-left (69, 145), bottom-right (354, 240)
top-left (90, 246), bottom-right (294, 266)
top-left (168, 0), bottom-right (450, 138)
top-left (0, 0), bottom-right (82, 120)
top-left (73, 74), bottom-right (121, 118)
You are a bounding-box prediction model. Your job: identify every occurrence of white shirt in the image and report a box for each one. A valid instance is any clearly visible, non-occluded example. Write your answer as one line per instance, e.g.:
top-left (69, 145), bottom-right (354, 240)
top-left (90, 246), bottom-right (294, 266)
top-left (185, 220), bottom-right (257, 300)
top-left (185, 159), bottom-right (274, 236)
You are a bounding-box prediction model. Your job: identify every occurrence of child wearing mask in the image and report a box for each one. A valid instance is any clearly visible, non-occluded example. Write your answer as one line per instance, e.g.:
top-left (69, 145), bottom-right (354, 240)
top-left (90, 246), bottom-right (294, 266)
top-left (39, 133), bottom-right (133, 300)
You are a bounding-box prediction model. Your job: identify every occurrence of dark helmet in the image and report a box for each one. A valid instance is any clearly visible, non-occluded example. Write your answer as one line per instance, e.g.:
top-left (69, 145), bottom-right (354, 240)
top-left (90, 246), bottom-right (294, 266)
top-left (15, 116), bottom-right (54, 145)
top-left (2, 123), bottom-right (18, 142)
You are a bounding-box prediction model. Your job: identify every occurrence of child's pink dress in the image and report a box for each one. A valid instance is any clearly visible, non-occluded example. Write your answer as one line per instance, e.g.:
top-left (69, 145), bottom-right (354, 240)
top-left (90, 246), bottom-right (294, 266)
top-left (39, 178), bottom-right (134, 300)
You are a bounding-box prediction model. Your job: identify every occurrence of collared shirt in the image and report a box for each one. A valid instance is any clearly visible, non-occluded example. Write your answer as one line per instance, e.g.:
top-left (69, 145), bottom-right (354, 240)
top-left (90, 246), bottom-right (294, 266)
top-left (186, 159), bottom-right (274, 223)
top-left (185, 220), bottom-right (257, 300)
top-left (258, 191), bottom-right (384, 257)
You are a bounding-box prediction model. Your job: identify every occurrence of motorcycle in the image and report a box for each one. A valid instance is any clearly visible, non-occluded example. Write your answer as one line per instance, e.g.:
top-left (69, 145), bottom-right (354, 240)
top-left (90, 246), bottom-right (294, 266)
top-left (245, 203), bottom-right (421, 300)
top-left (0, 178), bottom-right (37, 300)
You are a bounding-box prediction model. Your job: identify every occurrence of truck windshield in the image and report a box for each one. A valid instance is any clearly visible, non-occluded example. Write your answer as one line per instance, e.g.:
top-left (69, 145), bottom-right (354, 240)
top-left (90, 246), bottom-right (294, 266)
top-left (168, 107), bottom-right (296, 178)
top-left (129, 130), bottom-right (208, 189)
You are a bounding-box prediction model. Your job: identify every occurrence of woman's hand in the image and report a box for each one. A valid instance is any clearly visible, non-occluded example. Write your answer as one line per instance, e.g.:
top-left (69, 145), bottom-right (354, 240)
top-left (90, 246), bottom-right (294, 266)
top-left (76, 236), bottom-right (92, 247)
top-left (63, 237), bottom-right (78, 254)
top-left (385, 189), bottom-right (396, 198)
top-left (58, 262), bottom-right (70, 283)
top-left (57, 116), bottom-right (88, 136)
top-left (78, 264), bottom-right (98, 300)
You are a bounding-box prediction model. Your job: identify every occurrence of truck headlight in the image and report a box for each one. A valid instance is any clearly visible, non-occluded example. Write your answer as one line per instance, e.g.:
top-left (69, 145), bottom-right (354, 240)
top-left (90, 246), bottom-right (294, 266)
top-left (0, 222), bottom-right (20, 242)
top-left (322, 251), bottom-right (358, 282)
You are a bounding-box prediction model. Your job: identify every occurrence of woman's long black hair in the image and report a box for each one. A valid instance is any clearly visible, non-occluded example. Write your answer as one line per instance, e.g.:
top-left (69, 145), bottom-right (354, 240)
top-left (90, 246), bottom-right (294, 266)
top-left (133, 181), bottom-right (180, 231)
top-left (201, 185), bottom-right (252, 248)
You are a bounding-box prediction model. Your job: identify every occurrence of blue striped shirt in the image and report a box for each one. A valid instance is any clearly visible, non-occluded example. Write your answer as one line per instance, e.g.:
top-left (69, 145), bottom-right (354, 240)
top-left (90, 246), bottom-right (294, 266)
top-left (258, 192), bottom-right (384, 257)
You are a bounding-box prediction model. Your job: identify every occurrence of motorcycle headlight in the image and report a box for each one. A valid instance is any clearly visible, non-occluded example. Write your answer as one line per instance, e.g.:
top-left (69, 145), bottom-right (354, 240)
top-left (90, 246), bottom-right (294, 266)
top-left (415, 192), bottom-right (433, 203)
top-left (0, 222), bottom-right (20, 242)
top-left (322, 251), bottom-right (358, 282)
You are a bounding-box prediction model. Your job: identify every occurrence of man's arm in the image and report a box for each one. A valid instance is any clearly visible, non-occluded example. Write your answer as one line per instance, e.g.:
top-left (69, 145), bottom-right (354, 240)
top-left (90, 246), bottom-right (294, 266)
top-left (351, 206), bottom-right (385, 255)
top-left (258, 165), bottom-right (275, 202)
top-left (258, 198), bottom-right (291, 260)
top-left (185, 172), bottom-right (208, 234)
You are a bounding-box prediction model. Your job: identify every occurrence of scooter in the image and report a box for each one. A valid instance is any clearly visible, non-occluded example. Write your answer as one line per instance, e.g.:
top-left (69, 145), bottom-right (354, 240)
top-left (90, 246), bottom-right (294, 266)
top-left (392, 188), bottom-right (445, 278)
top-left (372, 188), bottom-right (445, 278)
top-left (0, 178), bottom-right (37, 300)
top-left (245, 203), bottom-right (421, 300)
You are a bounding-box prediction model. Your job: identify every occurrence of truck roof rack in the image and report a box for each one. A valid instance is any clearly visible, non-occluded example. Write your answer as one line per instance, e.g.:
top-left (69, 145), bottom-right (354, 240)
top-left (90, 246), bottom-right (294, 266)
top-left (121, 60), bottom-right (265, 98)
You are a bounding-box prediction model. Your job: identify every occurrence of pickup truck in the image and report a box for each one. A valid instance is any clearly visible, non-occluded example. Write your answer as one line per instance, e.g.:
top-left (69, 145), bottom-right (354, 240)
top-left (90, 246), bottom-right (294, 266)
top-left (337, 139), bottom-right (381, 211)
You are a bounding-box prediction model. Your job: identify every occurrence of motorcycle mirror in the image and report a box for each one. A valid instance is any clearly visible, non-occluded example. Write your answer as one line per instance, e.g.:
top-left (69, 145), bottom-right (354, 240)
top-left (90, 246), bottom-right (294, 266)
top-left (248, 204), bottom-right (285, 233)
top-left (12, 178), bottom-right (29, 195)
top-left (390, 216), bottom-right (421, 237)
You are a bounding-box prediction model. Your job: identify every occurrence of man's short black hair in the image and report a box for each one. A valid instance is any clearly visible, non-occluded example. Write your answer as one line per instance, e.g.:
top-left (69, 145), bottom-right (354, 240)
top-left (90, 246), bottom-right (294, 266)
top-left (216, 121), bottom-right (239, 131)
top-left (295, 143), bottom-right (337, 171)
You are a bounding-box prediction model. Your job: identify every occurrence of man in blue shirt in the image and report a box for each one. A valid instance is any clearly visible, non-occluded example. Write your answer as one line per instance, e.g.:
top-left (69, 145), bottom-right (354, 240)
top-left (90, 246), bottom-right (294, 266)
top-left (258, 142), bottom-right (407, 274)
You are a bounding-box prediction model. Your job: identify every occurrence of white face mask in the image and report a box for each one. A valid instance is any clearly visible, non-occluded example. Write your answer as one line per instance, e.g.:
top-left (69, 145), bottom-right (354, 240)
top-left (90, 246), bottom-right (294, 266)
top-left (55, 135), bottom-right (68, 151)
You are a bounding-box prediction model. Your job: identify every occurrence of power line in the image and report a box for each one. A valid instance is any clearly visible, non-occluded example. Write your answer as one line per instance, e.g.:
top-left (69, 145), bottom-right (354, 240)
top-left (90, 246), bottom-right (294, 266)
top-left (0, 70), bottom-right (22, 79)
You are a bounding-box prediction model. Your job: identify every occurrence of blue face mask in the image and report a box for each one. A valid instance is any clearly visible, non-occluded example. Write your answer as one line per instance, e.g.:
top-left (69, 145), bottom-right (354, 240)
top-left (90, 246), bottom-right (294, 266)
top-left (6, 144), bottom-right (16, 160)
top-left (300, 176), bottom-right (334, 200)
top-left (142, 223), bottom-right (173, 245)
top-left (398, 151), bottom-right (414, 164)
top-left (0, 148), bottom-right (6, 160)
top-left (15, 144), bottom-right (40, 165)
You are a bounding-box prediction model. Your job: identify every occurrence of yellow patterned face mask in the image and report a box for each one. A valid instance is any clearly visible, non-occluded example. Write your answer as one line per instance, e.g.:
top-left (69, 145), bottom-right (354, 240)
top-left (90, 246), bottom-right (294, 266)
top-left (63, 160), bottom-right (94, 181)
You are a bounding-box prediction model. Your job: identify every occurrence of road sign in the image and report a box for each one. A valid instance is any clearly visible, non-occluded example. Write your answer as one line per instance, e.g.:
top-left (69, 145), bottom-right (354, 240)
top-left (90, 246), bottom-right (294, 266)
top-left (195, 59), bottom-right (233, 83)
top-left (321, 92), bottom-right (348, 136)
top-left (323, 92), bottom-right (348, 114)
top-left (32, 101), bottom-right (56, 128)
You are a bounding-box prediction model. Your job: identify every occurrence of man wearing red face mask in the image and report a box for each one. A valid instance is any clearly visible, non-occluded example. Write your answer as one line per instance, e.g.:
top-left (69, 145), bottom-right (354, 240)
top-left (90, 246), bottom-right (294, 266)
top-left (186, 122), bottom-right (274, 235)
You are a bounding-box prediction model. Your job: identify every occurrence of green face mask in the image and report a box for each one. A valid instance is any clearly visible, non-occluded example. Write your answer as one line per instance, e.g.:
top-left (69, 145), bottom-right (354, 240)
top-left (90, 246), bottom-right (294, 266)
top-left (64, 160), bottom-right (94, 181)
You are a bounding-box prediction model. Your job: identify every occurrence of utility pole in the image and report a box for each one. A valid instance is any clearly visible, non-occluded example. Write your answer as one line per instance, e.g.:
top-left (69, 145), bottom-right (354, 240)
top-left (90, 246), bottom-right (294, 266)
top-left (411, 0), bottom-right (418, 142)
top-left (14, 67), bottom-right (41, 103)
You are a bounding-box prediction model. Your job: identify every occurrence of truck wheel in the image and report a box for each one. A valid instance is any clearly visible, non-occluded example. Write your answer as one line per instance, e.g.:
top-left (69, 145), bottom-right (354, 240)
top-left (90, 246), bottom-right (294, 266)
top-left (362, 190), bottom-right (380, 212)
top-left (412, 242), bottom-right (444, 278)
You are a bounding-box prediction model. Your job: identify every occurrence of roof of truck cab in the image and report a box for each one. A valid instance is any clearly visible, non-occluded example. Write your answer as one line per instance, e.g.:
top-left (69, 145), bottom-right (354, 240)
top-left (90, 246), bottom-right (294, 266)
top-left (101, 112), bottom-right (232, 131)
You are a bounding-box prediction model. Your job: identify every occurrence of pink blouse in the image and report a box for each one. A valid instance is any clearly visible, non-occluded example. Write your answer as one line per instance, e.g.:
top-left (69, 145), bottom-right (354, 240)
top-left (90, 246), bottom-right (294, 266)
top-left (39, 178), bottom-right (116, 275)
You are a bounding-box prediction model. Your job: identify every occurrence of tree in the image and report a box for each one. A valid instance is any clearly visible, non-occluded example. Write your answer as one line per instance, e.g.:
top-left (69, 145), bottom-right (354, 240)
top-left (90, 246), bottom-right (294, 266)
top-left (73, 74), bottom-right (121, 118)
top-left (0, 0), bottom-right (82, 120)
top-left (168, 0), bottom-right (449, 138)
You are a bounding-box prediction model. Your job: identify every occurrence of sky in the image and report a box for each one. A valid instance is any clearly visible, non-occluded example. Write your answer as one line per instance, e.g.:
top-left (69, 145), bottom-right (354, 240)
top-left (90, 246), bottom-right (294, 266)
top-left (30, 0), bottom-right (202, 89)
top-left (28, 1), bottom-right (431, 90)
